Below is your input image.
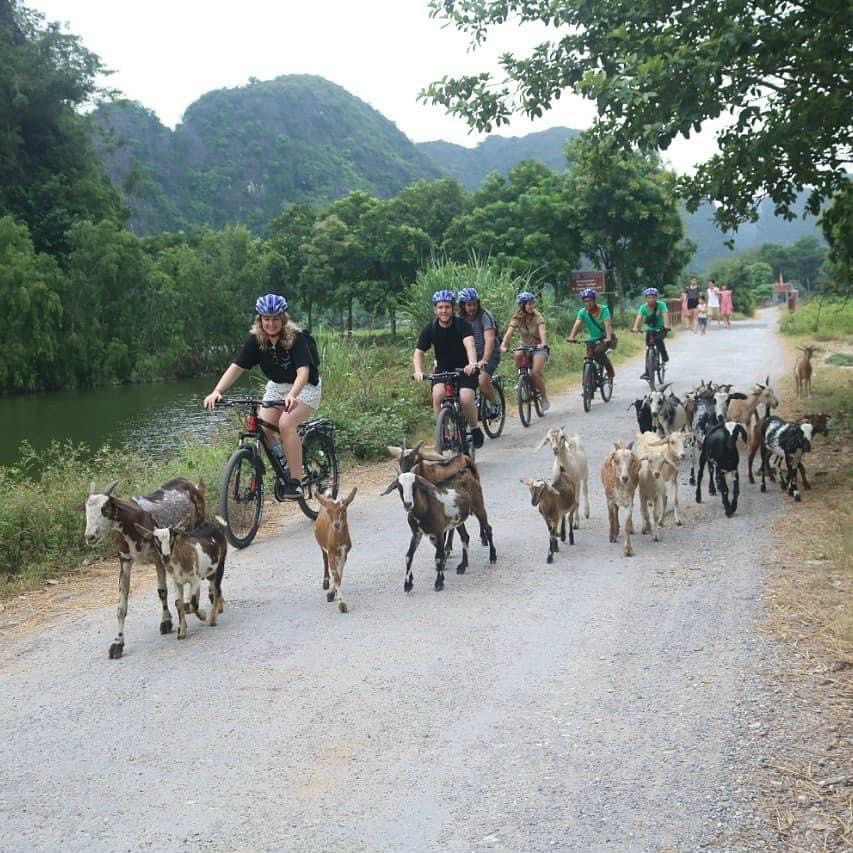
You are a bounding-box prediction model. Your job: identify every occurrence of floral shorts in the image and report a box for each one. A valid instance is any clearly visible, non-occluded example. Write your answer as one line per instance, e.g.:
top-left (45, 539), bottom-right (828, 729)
top-left (263, 379), bottom-right (322, 409)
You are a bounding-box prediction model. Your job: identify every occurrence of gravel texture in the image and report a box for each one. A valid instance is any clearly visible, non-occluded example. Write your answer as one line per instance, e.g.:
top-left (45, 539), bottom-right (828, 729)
top-left (0, 312), bottom-right (799, 853)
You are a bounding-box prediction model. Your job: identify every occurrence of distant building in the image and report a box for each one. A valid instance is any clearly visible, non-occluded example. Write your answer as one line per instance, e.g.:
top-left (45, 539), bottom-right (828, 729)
top-left (772, 274), bottom-right (798, 304)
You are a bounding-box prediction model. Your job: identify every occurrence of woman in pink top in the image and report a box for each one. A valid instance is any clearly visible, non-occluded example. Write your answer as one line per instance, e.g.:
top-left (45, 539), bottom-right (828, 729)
top-left (719, 284), bottom-right (734, 327)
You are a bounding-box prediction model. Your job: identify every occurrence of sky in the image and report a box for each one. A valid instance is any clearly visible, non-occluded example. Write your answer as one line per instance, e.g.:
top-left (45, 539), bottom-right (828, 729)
top-left (27, 0), bottom-right (718, 174)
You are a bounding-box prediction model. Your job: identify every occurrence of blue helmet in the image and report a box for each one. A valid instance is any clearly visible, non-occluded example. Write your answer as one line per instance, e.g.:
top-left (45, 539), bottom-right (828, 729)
top-left (643, 287), bottom-right (659, 297)
top-left (255, 293), bottom-right (287, 315)
top-left (431, 289), bottom-right (456, 305)
top-left (516, 291), bottom-right (536, 305)
top-left (458, 287), bottom-right (479, 303)
top-left (579, 288), bottom-right (598, 300)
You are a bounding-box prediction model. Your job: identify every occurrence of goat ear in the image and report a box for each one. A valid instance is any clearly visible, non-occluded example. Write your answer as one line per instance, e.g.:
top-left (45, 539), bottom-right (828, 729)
top-left (74, 500), bottom-right (85, 512)
top-left (534, 433), bottom-right (549, 451)
top-left (386, 445), bottom-right (403, 459)
top-left (627, 441), bottom-right (634, 450)
top-left (342, 487), bottom-right (357, 507)
top-left (381, 480), bottom-right (400, 496)
top-left (316, 492), bottom-right (334, 510)
top-left (103, 479), bottom-right (119, 496)
top-left (520, 478), bottom-right (532, 486)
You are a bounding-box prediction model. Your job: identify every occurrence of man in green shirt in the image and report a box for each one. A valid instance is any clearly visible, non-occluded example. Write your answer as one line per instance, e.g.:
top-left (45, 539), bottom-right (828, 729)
top-left (567, 288), bottom-right (615, 379)
top-left (632, 287), bottom-right (669, 380)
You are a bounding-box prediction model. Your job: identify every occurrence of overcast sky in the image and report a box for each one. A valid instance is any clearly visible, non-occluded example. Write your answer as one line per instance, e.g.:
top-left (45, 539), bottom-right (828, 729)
top-left (27, 0), bottom-right (716, 174)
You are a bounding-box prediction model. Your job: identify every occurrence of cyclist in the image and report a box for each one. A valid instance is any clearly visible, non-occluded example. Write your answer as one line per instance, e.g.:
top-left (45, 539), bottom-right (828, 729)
top-left (413, 290), bottom-right (484, 449)
top-left (500, 291), bottom-right (551, 411)
top-left (203, 293), bottom-right (320, 498)
top-left (567, 288), bottom-right (615, 379)
top-left (632, 287), bottom-right (670, 380)
top-left (457, 286), bottom-right (501, 416)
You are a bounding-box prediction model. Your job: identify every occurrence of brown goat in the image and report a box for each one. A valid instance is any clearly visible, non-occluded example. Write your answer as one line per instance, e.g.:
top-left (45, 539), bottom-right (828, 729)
top-left (521, 472), bottom-right (577, 564)
top-left (314, 488), bottom-right (357, 613)
top-left (600, 442), bottom-right (640, 557)
top-left (794, 345), bottom-right (816, 397)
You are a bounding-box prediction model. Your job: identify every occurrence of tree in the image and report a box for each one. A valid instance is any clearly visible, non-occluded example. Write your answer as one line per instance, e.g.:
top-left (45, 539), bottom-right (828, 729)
top-left (423, 0), bottom-right (852, 232)
top-left (818, 189), bottom-right (852, 296)
top-left (565, 135), bottom-right (693, 298)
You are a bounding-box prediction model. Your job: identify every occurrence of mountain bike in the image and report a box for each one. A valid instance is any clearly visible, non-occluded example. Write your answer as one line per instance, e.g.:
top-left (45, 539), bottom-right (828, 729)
top-left (475, 374), bottom-right (506, 438)
top-left (418, 371), bottom-right (476, 459)
top-left (639, 329), bottom-right (669, 391)
top-left (569, 340), bottom-right (614, 412)
top-left (513, 347), bottom-right (545, 427)
top-left (216, 397), bottom-right (339, 547)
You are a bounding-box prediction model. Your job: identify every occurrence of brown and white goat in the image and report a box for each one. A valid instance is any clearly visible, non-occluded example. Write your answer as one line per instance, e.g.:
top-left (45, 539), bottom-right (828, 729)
top-left (535, 427), bottom-right (590, 525)
top-left (135, 516), bottom-right (227, 640)
top-left (79, 478), bottom-right (206, 658)
top-left (635, 430), bottom-right (688, 529)
top-left (314, 488), bottom-right (357, 613)
top-left (794, 345), bottom-right (816, 398)
top-left (727, 378), bottom-right (779, 441)
top-left (600, 442), bottom-right (640, 557)
top-left (521, 472), bottom-right (577, 564)
top-left (382, 469), bottom-right (496, 593)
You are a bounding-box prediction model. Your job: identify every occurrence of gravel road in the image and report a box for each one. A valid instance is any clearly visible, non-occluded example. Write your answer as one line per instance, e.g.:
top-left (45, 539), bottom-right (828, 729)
top-left (0, 312), bottom-right (790, 853)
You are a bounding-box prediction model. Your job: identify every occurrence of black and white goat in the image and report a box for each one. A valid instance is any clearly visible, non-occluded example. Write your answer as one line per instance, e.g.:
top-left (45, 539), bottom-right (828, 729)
top-left (688, 386), bottom-right (747, 485)
top-left (647, 384), bottom-right (688, 436)
top-left (695, 422), bottom-right (748, 517)
top-left (79, 478), bottom-right (206, 658)
top-left (760, 417), bottom-right (814, 502)
top-left (382, 470), bottom-right (496, 592)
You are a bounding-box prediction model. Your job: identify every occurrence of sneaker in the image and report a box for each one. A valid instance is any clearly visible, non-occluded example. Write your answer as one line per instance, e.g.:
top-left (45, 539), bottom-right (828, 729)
top-left (281, 478), bottom-right (303, 499)
top-left (541, 399), bottom-right (551, 412)
top-left (471, 427), bottom-right (485, 449)
top-left (640, 372), bottom-right (649, 380)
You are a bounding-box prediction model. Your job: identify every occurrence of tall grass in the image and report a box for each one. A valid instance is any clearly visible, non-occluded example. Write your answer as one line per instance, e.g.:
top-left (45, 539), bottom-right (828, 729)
top-left (779, 298), bottom-right (853, 339)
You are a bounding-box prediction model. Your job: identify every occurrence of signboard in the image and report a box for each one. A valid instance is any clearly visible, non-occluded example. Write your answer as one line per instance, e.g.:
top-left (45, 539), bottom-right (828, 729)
top-left (570, 271), bottom-right (606, 294)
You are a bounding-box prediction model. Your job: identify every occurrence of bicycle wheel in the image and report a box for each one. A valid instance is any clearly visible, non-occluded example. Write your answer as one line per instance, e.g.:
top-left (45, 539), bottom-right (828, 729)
top-left (600, 369), bottom-right (613, 402)
top-left (435, 406), bottom-right (464, 454)
top-left (582, 361), bottom-right (595, 413)
top-left (645, 346), bottom-right (659, 390)
top-left (482, 379), bottom-right (506, 438)
top-left (517, 374), bottom-right (532, 427)
top-left (533, 383), bottom-right (544, 418)
top-left (298, 430), bottom-right (340, 521)
top-left (219, 446), bottom-right (264, 549)
top-left (656, 351), bottom-right (666, 386)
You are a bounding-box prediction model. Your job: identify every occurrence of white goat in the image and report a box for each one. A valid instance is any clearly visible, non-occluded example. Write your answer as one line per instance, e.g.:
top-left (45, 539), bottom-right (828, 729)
top-left (535, 427), bottom-right (590, 525)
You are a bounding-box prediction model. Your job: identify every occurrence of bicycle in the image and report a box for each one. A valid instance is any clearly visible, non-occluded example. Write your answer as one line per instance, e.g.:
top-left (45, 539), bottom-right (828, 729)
top-left (638, 329), bottom-right (669, 391)
top-left (513, 347), bottom-right (546, 427)
top-left (475, 374), bottom-right (506, 439)
top-left (418, 370), bottom-right (476, 459)
top-left (216, 397), bottom-right (340, 548)
top-left (569, 340), bottom-right (614, 412)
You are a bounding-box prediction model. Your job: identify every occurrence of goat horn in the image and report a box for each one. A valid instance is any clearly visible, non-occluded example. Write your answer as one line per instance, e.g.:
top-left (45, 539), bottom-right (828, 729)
top-left (103, 479), bottom-right (119, 496)
top-left (88, 480), bottom-right (97, 496)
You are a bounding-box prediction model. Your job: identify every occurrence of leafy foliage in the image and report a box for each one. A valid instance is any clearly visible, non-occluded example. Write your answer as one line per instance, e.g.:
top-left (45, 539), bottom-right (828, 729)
top-left (423, 0), bottom-right (852, 231)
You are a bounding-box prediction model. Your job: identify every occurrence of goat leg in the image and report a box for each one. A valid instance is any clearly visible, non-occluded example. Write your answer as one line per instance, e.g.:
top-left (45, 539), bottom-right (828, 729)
top-left (455, 523), bottom-right (470, 574)
top-left (156, 561), bottom-right (173, 635)
top-left (109, 555), bottom-right (133, 659)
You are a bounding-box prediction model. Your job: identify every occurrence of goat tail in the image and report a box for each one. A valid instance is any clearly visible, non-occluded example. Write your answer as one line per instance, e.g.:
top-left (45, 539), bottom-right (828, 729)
top-left (213, 514), bottom-right (227, 531)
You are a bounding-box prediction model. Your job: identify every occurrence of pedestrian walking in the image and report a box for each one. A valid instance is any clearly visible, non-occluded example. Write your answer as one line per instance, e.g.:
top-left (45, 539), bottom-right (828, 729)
top-left (707, 279), bottom-right (721, 325)
top-left (720, 283), bottom-right (734, 327)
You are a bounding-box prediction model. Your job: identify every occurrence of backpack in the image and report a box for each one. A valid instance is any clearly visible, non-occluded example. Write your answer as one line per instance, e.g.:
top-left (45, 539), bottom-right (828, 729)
top-left (300, 329), bottom-right (320, 384)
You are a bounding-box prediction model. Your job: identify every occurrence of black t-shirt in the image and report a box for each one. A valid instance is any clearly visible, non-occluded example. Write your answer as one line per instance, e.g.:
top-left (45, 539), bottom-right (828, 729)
top-left (232, 333), bottom-right (317, 385)
top-left (416, 317), bottom-right (474, 370)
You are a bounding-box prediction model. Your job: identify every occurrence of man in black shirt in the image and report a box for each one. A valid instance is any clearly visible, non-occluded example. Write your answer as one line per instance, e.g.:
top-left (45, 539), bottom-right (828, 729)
top-left (413, 290), bottom-right (484, 448)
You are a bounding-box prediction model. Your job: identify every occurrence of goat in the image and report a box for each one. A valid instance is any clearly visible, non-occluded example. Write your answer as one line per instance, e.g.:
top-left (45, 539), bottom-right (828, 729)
top-left (760, 417), bottom-right (814, 502)
top-left (535, 427), bottom-right (590, 525)
top-left (647, 384), bottom-right (688, 436)
top-left (521, 472), bottom-right (577, 563)
top-left (637, 452), bottom-right (668, 542)
top-left (695, 422), bottom-right (748, 517)
top-left (688, 386), bottom-right (747, 485)
top-left (382, 470), bottom-right (496, 593)
top-left (135, 516), bottom-right (227, 640)
top-left (628, 396), bottom-right (653, 434)
top-left (635, 430), bottom-right (688, 528)
top-left (749, 411), bottom-right (829, 487)
top-left (727, 378), bottom-right (779, 441)
top-left (314, 487), bottom-right (357, 613)
top-left (600, 442), bottom-right (640, 557)
top-left (79, 478), bottom-right (206, 658)
top-left (794, 345), bottom-right (816, 398)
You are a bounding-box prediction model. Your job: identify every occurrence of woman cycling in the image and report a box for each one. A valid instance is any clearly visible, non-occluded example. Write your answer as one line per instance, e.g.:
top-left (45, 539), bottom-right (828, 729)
top-left (632, 287), bottom-right (670, 380)
top-left (500, 291), bottom-right (550, 412)
top-left (567, 288), bottom-right (615, 379)
top-left (203, 294), bottom-right (320, 498)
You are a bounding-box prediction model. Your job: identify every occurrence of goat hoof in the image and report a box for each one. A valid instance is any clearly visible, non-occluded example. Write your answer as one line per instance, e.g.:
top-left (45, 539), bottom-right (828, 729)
top-left (338, 601), bottom-right (348, 613)
top-left (326, 591), bottom-right (335, 602)
top-left (794, 494), bottom-right (801, 502)
top-left (689, 476), bottom-right (695, 486)
top-left (403, 579), bottom-right (413, 593)
top-left (455, 564), bottom-right (466, 574)
top-left (434, 576), bottom-right (444, 592)
top-left (547, 553), bottom-right (554, 564)
top-left (160, 619), bottom-right (173, 635)
top-left (108, 642), bottom-right (124, 660)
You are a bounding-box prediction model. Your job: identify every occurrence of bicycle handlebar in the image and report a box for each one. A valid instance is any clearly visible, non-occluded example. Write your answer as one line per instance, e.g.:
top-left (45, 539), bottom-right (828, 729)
top-left (414, 369), bottom-right (467, 382)
top-left (218, 397), bottom-right (280, 409)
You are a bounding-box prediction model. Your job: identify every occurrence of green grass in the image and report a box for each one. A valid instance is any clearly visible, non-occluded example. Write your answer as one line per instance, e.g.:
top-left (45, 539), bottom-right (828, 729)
top-left (779, 298), bottom-right (853, 339)
top-left (825, 352), bottom-right (853, 367)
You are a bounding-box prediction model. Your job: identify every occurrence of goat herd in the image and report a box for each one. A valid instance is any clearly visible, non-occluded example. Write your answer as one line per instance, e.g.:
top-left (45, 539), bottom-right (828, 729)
top-left (80, 346), bottom-right (829, 660)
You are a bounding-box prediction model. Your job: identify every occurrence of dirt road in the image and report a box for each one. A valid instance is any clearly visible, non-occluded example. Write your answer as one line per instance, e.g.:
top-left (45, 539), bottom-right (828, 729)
top-left (0, 312), bottom-right (788, 852)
